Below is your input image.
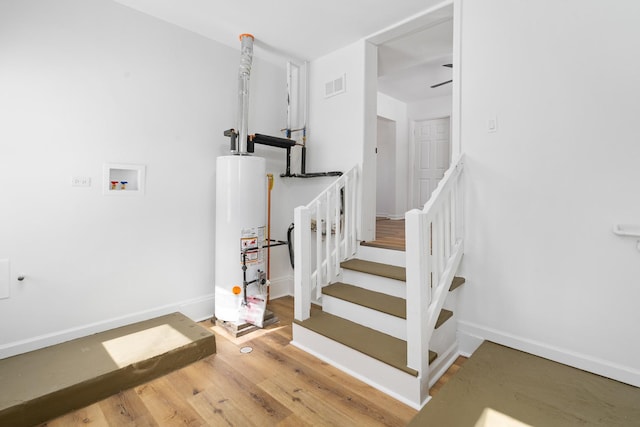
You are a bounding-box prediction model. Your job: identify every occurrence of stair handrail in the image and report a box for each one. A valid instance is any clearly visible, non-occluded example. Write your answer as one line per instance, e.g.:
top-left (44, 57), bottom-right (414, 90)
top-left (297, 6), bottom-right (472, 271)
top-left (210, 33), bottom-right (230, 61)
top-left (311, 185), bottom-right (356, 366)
top-left (294, 165), bottom-right (359, 321)
top-left (405, 153), bottom-right (465, 399)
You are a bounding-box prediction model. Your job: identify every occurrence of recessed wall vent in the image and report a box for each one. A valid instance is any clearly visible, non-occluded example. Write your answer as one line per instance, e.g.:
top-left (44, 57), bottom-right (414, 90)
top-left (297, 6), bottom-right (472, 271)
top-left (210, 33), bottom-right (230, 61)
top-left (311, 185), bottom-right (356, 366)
top-left (325, 74), bottom-right (346, 98)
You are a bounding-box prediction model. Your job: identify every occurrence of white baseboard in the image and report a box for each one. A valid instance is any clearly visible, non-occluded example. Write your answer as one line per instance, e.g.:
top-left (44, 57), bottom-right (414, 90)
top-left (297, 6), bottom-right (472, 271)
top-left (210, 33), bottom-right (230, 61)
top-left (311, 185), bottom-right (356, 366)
top-left (458, 320), bottom-right (640, 388)
top-left (0, 294), bottom-right (215, 359)
top-left (376, 213), bottom-right (404, 221)
top-left (457, 325), bottom-right (484, 357)
top-left (269, 275), bottom-right (293, 300)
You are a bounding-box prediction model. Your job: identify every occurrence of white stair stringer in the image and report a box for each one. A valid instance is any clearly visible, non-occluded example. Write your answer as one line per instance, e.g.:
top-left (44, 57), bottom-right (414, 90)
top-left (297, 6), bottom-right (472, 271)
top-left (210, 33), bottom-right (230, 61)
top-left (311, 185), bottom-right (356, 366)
top-left (339, 269), bottom-right (405, 298)
top-left (291, 323), bottom-right (428, 410)
top-left (322, 294), bottom-right (406, 340)
top-left (428, 340), bottom-right (460, 388)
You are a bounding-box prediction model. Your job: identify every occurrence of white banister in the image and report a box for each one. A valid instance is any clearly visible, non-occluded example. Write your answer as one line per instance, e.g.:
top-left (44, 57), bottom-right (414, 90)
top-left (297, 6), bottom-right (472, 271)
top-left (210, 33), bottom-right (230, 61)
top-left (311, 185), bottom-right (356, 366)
top-left (406, 154), bottom-right (465, 397)
top-left (294, 166), bottom-right (359, 321)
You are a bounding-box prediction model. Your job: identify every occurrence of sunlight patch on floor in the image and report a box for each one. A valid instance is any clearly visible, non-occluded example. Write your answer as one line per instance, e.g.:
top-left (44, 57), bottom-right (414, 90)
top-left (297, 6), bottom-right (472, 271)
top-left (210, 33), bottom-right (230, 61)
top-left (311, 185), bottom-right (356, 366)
top-left (475, 408), bottom-right (532, 427)
top-left (102, 324), bottom-right (193, 368)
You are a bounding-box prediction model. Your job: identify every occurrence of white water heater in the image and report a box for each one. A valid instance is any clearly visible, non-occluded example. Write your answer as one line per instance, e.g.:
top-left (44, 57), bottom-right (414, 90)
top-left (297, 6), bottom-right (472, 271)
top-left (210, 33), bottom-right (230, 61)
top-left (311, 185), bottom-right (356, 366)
top-left (215, 155), bottom-right (266, 322)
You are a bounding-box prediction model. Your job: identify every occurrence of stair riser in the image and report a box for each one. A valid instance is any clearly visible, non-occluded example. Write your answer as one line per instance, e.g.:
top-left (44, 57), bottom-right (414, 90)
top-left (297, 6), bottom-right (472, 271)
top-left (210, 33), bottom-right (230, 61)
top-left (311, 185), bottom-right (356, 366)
top-left (339, 270), bottom-right (405, 298)
top-left (356, 245), bottom-right (406, 267)
top-left (430, 311), bottom-right (458, 358)
top-left (292, 324), bottom-right (426, 409)
top-left (322, 295), bottom-right (406, 340)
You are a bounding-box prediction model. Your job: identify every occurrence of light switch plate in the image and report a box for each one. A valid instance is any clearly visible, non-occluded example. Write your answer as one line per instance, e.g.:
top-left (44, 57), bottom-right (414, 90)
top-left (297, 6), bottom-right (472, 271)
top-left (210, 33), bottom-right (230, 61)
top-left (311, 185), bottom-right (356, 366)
top-left (487, 116), bottom-right (498, 133)
top-left (71, 176), bottom-right (91, 187)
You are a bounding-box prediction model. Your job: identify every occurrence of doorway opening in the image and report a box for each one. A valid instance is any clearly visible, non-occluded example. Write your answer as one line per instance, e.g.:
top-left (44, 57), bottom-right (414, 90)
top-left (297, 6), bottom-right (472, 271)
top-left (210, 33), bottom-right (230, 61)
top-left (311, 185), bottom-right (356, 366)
top-left (365, 1), bottom-right (458, 245)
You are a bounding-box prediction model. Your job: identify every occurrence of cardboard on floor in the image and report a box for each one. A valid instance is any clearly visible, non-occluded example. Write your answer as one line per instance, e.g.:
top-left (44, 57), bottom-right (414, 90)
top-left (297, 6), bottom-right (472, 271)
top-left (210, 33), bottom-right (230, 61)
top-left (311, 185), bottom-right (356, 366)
top-left (0, 312), bottom-right (216, 427)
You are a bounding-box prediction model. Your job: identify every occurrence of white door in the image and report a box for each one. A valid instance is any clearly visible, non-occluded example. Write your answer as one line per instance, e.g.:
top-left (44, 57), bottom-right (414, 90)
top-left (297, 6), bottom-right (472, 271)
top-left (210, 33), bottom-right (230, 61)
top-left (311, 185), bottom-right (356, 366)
top-left (413, 117), bottom-right (451, 208)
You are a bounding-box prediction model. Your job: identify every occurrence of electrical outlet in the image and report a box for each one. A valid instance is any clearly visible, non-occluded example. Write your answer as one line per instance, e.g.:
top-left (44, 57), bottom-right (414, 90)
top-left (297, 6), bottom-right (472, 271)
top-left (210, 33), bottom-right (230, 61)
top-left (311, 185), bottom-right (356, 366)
top-left (71, 176), bottom-right (91, 187)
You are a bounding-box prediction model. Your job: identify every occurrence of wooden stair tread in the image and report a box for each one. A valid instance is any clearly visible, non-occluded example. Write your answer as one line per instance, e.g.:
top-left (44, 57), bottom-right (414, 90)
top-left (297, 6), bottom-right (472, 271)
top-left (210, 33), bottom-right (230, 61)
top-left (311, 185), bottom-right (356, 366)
top-left (449, 276), bottom-right (466, 291)
top-left (294, 311), bottom-right (423, 376)
top-left (322, 282), bottom-right (406, 319)
top-left (435, 309), bottom-right (453, 329)
top-left (341, 259), bottom-right (406, 281)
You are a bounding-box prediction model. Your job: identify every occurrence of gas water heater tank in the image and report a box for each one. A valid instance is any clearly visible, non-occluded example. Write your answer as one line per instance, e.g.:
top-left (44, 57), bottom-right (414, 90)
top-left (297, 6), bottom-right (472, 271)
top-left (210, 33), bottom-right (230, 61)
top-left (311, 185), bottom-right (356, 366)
top-left (215, 155), bottom-right (266, 322)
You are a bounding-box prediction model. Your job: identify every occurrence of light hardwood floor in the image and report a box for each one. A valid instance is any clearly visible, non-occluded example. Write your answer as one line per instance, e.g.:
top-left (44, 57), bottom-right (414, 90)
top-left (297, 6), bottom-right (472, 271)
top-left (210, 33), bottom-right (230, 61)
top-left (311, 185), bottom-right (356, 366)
top-left (361, 218), bottom-right (406, 251)
top-left (40, 297), bottom-right (465, 426)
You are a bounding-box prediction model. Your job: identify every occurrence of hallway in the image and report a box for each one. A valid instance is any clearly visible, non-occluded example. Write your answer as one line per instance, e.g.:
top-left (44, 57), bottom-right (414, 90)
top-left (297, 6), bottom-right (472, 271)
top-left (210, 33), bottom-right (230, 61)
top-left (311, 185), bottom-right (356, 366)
top-left (362, 218), bottom-right (405, 251)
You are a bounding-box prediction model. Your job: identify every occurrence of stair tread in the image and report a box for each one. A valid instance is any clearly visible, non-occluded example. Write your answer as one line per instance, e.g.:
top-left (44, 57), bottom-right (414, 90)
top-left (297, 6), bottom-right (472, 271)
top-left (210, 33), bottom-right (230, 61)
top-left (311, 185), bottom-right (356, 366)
top-left (449, 276), bottom-right (466, 291)
top-left (341, 259), bottom-right (406, 281)
top-left (435, 309), bottom-right (453, 329)
top-left (294, 311), bottom-right (420, 376)
top-left (323, 282), bottom-right (406, 319)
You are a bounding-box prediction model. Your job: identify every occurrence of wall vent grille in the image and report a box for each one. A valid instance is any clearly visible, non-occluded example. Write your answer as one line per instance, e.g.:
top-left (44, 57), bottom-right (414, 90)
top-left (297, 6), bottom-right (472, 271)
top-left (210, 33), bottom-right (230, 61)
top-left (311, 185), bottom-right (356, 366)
top-left (325, 74), bottom-right (346, 98)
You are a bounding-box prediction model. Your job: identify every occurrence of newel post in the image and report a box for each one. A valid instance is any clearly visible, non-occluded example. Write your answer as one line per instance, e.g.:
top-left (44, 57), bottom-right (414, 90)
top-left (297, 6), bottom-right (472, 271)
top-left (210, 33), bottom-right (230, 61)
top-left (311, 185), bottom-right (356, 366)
top-left (294, 206), bottom-right (311, 321)
top-left (405, 209), bottom-right (431, 372)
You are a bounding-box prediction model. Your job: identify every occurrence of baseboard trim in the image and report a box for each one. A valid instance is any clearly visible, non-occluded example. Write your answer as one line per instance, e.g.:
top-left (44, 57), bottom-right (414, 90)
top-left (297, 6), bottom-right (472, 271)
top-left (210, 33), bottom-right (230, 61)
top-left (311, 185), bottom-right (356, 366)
top-left (1, 294), bottom-right (215, 359)
top-left (458, 320), bottom-right (640, 388)
top-left (269, 275), bottom-right (293, 300)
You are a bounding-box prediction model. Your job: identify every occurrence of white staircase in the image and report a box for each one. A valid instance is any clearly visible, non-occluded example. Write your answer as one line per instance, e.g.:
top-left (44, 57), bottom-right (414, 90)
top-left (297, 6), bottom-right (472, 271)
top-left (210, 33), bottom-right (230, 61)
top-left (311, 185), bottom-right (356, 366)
top-left (292, 155), bottom-right (465, 409)
top-left (292, 245), bottom-right (465, 409)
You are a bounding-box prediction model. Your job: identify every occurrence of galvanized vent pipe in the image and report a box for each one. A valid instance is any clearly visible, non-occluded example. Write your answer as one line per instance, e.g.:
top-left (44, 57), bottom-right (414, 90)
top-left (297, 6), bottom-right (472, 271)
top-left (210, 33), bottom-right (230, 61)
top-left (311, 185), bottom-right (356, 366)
top-left (235, 33), bottom-right (254, 155)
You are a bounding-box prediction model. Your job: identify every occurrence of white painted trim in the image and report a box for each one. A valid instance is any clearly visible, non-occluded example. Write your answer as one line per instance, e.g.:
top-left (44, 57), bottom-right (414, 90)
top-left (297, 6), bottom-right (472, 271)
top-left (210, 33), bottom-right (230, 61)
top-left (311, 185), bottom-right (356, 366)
top-left (428, 342), bottom-right (460, 388)
top-left (451, 0), bottom-right (462, 159)
top-left (269, 275), bottom-right (293, 300)
top-left (457, 323), bottom-right (484, 356)
top-left (0, 294), bottom-right (215, 359)
top-left (458, 320), bottom-right (640, 388)
top-left (366, 1), bottom-right (453, 46)
top-left (375, 212), bottom-right (405, 221)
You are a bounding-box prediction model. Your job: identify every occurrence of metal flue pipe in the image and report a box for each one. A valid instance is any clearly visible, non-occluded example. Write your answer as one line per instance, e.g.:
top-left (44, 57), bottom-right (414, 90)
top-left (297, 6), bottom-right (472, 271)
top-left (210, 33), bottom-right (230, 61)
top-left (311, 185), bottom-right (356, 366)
top-left (235, 33), bottom-right (254, 155)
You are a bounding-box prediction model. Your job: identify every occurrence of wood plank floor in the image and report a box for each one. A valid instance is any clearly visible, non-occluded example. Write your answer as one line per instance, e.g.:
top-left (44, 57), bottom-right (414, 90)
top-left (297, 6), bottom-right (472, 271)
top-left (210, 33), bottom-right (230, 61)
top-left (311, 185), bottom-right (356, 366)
top-left (36, 298), bottom-right (421, 426)
top-left (361, 218), bottom-right (405, 251)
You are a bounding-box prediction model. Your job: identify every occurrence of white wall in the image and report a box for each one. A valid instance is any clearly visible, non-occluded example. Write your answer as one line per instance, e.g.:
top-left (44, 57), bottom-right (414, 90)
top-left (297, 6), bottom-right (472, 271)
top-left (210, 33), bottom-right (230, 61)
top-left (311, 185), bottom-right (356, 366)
top-left (378, 92), bottom-right (410, 218)
top-left (458, 0), bottom-right (640, 386)
top-left (0, 0), bottom-right (289, 357)
top-left (408, 94), bottom-right (452, 121)
top-left (308, 40), bottom-right (377, 240)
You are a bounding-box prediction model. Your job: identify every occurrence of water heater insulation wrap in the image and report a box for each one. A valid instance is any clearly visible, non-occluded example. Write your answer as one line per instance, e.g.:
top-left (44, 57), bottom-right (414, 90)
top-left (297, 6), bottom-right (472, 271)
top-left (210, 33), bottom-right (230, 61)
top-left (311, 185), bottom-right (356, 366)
top-left (215, 155), bottom-right (266, 322)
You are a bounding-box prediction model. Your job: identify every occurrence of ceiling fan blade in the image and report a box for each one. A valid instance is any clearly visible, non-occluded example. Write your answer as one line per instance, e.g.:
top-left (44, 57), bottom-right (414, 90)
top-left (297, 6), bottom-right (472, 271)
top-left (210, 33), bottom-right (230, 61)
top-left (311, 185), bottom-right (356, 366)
top-left (430, 79), bottom-right (452, 88)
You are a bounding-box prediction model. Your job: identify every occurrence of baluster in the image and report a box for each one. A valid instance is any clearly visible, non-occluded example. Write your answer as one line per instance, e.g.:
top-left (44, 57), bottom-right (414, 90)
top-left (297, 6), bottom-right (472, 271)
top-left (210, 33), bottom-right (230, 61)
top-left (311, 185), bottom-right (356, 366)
top-left (294, 206), bottom-right (311, 320)
top-left (343, 175), bottom-right (350, 255)
top-left (451, 182), bottom-right (458, 244)
top-left (334, 182), bottom-right (342, 271)
top-left (325, 191), bottom-right (332, 285)
top-left (444, 192), bottom-right (451, 259)
top-left (315, 199), bottom-right (323, 295)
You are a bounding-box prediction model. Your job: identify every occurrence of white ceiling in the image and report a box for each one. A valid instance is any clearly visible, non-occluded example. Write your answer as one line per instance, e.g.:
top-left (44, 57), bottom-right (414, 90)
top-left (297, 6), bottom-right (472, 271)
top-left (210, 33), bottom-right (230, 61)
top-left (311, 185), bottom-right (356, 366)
top-left (378, 19), bottom-right (453, 103)
top-left (112, 0), bottom-right (452, 103)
